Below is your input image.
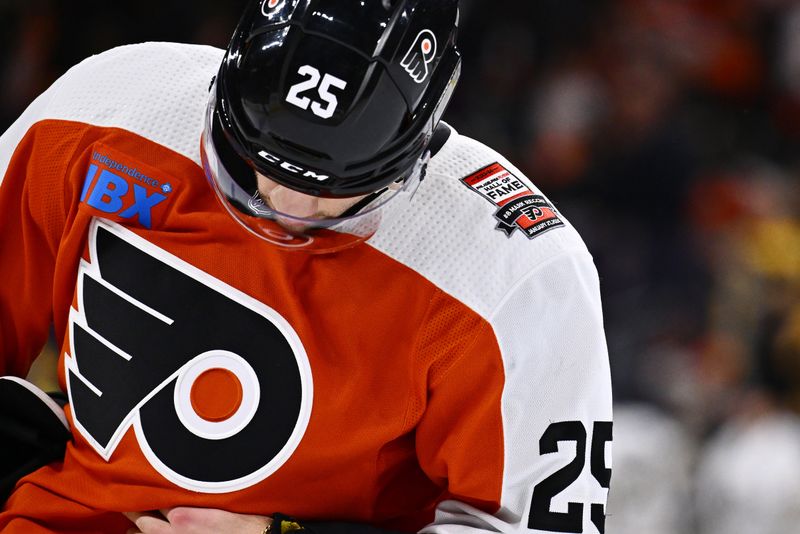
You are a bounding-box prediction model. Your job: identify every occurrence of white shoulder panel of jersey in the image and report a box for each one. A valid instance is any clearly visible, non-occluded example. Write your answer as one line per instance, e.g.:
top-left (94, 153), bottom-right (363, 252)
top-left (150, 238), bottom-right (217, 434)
top-left (369, 128), bottom-right (592, 320)
top-left (5, 42), bottom-right (223, 167)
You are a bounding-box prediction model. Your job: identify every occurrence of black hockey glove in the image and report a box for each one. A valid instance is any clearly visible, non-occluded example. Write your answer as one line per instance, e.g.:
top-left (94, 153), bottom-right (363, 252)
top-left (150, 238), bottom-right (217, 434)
top-left (0, 377), bottom-right (71, 503)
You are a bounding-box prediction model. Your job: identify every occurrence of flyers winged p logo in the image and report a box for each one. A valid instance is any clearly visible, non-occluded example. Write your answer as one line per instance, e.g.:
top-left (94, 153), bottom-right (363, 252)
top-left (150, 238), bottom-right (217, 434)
top-left (66, 220), bottom-right (313, 493)
top-left (401, 30), bottom-right (438, 84)
top-left (262, 0), bottom-right (282, 15)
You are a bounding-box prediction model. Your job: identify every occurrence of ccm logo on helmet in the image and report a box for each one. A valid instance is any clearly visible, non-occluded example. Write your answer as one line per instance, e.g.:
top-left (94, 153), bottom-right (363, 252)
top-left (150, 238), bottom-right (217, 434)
top-left (401, 30), bottom-right (438, 84)
top-left (258, 150), bottom-right (330, 181)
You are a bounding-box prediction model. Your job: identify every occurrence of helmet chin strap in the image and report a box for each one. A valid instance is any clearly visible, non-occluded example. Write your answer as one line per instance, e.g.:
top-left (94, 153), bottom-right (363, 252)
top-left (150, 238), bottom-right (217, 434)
top-left (338, 149), bottom-right (432, 219)
top-left (337, 187), bottom-right (391, 219)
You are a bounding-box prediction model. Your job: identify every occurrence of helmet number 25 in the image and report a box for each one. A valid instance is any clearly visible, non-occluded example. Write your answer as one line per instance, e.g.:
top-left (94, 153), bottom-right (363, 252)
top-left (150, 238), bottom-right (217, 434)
top-left (286, 65), bottom-right (348, 119)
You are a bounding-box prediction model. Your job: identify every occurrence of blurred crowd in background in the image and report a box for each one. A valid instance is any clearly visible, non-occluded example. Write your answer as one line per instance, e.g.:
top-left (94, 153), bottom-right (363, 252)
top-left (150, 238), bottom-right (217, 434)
top-left (2, 0), bottom-right (799, 532)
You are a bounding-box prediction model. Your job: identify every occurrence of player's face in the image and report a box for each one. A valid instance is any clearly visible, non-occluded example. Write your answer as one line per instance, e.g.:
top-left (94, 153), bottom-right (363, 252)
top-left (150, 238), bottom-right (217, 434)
top-left (255, 172), bottom-right (368, 232)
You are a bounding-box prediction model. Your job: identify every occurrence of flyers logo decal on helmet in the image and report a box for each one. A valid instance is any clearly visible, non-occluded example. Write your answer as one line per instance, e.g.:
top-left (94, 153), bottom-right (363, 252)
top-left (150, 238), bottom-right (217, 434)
top-left (262, 0), bottom-right (283, 15)
top-left (66, 219), bottom-right (313, 493)
top-left (401, 30), bottom-right (438, 84)
top-left (462, 163), bottom-right (565, 239)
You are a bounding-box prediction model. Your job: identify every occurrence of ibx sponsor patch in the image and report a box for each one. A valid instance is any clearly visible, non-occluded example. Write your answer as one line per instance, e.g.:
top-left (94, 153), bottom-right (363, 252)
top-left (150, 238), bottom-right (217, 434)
top-left (80, 144), bottom-right (179, 230)
top-left (461, 163), bottom-right (564, 239)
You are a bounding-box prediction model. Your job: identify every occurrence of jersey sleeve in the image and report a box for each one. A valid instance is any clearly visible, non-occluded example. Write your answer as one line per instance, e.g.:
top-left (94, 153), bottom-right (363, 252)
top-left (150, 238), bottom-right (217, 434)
top-left (0, 62), bottom-right (84, 377)
top-left (417, 250), bottom-right (613, 533)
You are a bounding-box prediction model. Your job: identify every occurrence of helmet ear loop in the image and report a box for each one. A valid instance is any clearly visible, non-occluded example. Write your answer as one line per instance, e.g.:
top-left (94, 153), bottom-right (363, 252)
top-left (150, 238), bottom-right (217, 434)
top-left (406, 150), bottom-right (431, 203)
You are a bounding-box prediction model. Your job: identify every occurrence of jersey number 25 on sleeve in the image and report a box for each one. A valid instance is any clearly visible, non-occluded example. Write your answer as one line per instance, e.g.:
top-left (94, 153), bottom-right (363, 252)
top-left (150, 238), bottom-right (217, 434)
top-left (528, 421), bottom-right (612, 533)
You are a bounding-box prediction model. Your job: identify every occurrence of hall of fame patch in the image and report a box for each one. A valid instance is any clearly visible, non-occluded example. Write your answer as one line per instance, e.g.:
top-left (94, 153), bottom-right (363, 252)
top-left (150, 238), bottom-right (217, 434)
top-left (461, 163), bottom-right (564, 239)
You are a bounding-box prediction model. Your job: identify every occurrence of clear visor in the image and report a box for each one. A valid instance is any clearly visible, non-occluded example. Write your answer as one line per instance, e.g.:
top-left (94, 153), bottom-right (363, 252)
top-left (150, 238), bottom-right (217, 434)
top-left (201, 97), bottom-right (426, 254)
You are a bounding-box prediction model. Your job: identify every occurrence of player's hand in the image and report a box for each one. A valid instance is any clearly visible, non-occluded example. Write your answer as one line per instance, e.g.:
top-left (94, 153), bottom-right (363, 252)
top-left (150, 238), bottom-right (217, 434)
top-left (124, 507), bottom-right (271, 534)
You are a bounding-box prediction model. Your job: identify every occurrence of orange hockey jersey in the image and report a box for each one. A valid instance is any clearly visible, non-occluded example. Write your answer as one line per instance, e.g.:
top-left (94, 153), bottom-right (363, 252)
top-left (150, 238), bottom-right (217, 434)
top-left (0, 43), bottom-right (612, 533)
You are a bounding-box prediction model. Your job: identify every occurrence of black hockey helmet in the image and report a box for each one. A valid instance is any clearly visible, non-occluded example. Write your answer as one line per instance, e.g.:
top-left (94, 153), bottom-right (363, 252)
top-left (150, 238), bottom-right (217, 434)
top-left (202, 0), bottom-right (461, 251)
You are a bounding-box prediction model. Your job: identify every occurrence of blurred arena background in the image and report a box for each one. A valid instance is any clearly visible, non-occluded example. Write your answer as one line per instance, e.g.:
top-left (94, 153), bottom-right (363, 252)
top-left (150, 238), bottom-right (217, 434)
top-left (2, 0), bottom-right (799, 532)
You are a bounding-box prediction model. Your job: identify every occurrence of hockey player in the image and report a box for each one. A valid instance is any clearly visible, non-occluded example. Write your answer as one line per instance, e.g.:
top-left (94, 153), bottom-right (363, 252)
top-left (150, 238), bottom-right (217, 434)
top-left (0, 1), bottom-right (613, 533)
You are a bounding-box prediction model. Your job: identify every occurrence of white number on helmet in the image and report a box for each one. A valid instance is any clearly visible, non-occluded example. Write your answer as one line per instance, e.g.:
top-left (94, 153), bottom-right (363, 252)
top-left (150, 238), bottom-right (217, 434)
top-left (286, 65), bottom-right (347, 120)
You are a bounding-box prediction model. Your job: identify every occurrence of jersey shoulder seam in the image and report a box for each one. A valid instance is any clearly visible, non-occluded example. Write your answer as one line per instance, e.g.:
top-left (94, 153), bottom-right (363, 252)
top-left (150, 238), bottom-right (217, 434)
top-left (487, 247), bottom-right (595, 322)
